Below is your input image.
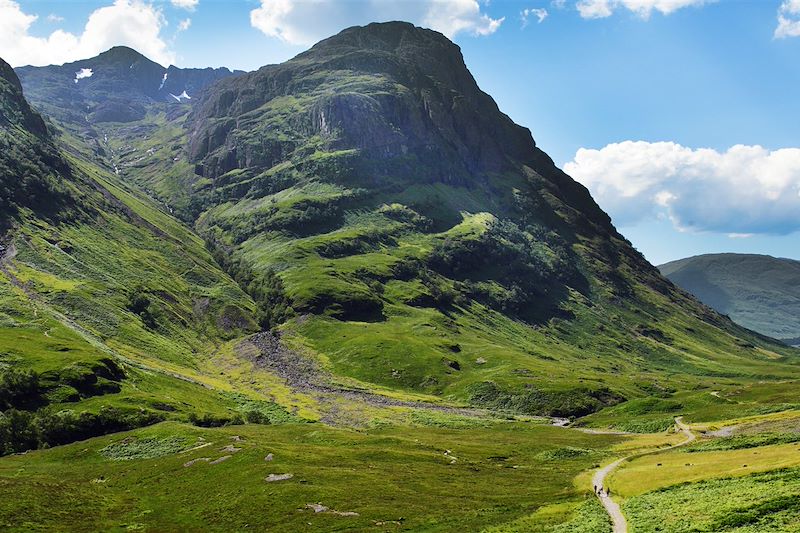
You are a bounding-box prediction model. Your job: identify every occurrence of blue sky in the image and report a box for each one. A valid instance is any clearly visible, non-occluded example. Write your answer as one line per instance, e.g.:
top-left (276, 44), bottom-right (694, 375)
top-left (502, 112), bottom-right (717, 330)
top-left (2, 0), bottom-right (799, 264)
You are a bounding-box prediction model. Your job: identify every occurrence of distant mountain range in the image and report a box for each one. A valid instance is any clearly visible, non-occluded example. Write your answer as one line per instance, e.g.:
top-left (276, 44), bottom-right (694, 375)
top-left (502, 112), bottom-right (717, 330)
top-left (660, 253), bottom-right (800, 346)
top-left (16, 46), bottom-right (243, 124)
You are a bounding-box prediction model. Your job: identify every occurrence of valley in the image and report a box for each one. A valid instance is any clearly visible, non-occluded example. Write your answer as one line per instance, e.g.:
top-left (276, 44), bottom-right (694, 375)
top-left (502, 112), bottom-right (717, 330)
top-left (1, 21), bottom-right (799, 532)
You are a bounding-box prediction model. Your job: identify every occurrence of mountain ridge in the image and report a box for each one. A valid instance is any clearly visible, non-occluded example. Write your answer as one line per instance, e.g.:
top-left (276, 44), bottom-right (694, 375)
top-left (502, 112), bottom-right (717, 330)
top-left (8, 22), bottom-right (799, 418)
top-left (660, 253), bottom-right (800, 345)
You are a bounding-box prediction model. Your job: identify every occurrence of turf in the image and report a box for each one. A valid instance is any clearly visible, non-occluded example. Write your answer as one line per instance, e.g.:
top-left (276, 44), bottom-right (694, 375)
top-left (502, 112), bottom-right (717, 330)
top-left (0, 420), bottom-right (623, 532)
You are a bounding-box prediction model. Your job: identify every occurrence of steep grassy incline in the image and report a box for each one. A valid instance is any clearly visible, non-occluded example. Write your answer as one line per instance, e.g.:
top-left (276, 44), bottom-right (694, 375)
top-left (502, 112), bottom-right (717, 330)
top-left (177, 22), bottom-right (798, 411)
top-left (660, 254), bottom-right (800, 345)
top-left (15, 24), bottom-right (800, 419)
top-left (1, 55), bottom-right (292, 456)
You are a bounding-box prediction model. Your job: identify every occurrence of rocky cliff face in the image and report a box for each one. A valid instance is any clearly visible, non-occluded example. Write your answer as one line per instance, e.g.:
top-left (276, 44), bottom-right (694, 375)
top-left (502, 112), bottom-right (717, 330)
top-left (0, 57), bottom-right (71, 230)
top-left (188, 23), bottom-right (535, 179)
top-left (10, 25), bottom-right (794, 410)
top-left (187, 22), bottom-right (616, 244)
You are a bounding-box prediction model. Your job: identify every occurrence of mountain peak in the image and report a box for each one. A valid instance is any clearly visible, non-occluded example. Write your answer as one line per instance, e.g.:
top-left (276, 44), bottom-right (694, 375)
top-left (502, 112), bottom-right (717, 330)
top-left (92, 45), bottom-right (163, 68)
top-left (308, 21), bottom-right (454, 55)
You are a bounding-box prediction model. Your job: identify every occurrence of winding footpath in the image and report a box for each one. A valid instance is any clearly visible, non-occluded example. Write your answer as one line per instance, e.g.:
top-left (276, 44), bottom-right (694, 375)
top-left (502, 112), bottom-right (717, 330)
top-left (592, 417), bottom-right (696, 533)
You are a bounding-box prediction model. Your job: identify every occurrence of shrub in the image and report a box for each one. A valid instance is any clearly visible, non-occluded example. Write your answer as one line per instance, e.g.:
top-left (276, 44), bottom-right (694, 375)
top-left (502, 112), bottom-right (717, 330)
top-left (126, 288), bottom-right (160, 329)
top-left (0, 406), bottom-right (163, 456)
top-left (188, 412), bottom-right (244, 427)
top-left (206, 237), bottom-right (294, 330)
top-left (468, 381), bottom-right (624, 418)
top-left (0, 368), bottom-right (41, 410)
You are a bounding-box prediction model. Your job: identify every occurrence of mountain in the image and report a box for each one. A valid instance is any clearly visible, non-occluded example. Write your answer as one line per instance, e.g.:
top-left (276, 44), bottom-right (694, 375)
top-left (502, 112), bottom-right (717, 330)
top-left (15, 46), bottom-right (242, 125)
top-left (4, 21), bottom-right (800, 533)
top-left (0, 58), bottom-right (73, 231)
top-left (660, 253), bottom-right (800, 346)
top-left (1, 52), bottom-right (277, 456)
top-left (9, 22), bottom-right (800, 420)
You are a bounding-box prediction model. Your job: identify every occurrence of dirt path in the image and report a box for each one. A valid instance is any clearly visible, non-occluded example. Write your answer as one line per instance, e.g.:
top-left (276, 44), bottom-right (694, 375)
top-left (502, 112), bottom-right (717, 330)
top-left (592, 416), bottom-right (696, 533)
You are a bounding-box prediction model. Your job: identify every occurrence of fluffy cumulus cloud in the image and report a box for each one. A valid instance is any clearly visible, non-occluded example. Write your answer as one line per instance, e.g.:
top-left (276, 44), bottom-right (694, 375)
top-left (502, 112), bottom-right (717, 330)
top-left (575, 0), bottom-right (707, 19)
top-left (0, 0), bottom-right (176, 67)
top-left (171, 0), bottom-right (199, 10)
top-left (564, 141), bottom-right (800, 235)
top-left (521, 7), bottom-right (548, 27)
top-left (775, 0), bottom-right (800, 38)
top-left (250, 0), bottom-right (504, 46)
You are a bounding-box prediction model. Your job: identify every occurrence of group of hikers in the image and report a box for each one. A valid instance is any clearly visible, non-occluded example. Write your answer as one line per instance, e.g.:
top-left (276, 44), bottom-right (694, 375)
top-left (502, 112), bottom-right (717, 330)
top-left (594, 484), bottom-right (611, 498)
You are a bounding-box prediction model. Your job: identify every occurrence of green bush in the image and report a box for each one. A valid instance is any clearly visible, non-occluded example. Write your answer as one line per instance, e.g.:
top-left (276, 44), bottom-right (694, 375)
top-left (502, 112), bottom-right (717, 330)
top-left (187, 412), bottom-right (244, 427)
top-left (468, 381), bottom-right (623, 418)
top-left (0, 406), bottom-right (163, 456)
top-left (206, 237), bottom-right (294, 330)
top-left (0, 368), bottom-right (42, 410)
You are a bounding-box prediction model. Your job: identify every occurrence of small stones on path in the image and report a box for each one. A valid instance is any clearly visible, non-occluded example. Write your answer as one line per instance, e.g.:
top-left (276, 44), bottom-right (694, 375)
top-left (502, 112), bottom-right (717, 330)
top-left (184, 457), bottom-right (210, 467)
top-left (220, 445), bottom-right (241, 453)
top-left (265, 453), bottom-right (274, 462)
top-left (210, 455), bottom-right (232, 465)
top-left (266, 473), bottom-right (293, 482)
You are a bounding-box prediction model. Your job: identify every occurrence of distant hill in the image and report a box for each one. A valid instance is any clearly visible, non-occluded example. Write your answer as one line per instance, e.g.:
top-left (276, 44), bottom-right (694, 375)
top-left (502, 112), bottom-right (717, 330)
top-left (660, 253), bottom-right (800, 345)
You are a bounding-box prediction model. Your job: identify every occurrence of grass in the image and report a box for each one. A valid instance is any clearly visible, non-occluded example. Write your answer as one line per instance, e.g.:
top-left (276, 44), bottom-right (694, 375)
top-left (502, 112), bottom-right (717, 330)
top-left (624, 467), bottom-right (800, 532)
top-left (0, 420), bottom-right (624, 532)
top-left (100, 435), bottom-right (194, 460)
top-left (609, 441), bottom-right (800, 498)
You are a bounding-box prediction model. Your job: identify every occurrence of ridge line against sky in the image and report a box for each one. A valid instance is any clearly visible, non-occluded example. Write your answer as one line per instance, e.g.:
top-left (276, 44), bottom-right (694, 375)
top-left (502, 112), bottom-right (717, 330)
top-left (1, 0), bottom-right (798, 264)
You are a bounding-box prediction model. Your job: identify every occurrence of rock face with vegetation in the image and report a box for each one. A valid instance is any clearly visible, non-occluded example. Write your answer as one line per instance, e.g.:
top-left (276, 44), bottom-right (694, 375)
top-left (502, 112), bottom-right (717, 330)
top-left (5, 22), bottom-right (799, 426)
top-left (0, 58), bottom-right (72, 231)
top-left (3, 21), bottom-right (800, 533)
top-left (1, 53), bottom-right (260, 456)
top-left (660, 253), bottom-right (800, 345)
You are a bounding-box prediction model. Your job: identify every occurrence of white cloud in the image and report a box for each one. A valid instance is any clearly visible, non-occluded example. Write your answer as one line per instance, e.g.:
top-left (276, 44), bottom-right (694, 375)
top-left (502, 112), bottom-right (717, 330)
top-left (564, 141), bottom-right (800, 235)
top-left (775, 0), bottom-right (800, 38)
top-left (177, 18), bottom-right (191, 32)
top-left (46, 13), bottom-right (64, 22)
top-left (250, 0), bottom-right (504, 46)
top-left (576, 0), bottom-right (707, 20)
top-left (171, 0), bottom-right (198, 10)
top-left (521, 7), bottom-right (548, 27)
top-left (0, 0), bottom-right (176, 67)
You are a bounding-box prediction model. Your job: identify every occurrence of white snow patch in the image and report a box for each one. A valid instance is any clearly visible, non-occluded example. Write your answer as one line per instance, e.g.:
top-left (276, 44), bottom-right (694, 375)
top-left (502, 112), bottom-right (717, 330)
top-left (169, 90), bottom-right (191, 102)
top-left (74, 68), bottom-right (93, 83)
top-left (159, 72), bottom-right (168, 90)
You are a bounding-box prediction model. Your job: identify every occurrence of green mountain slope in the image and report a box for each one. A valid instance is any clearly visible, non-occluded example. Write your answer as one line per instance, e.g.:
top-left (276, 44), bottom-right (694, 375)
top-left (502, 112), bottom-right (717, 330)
top-left (660, 253), bottom-right (800, 345)
top-left (4, 22), bottom-right (800, 533)
top-left (179, 23), bottom-right (797, 407)
top-left (11, 23), bottom-right (800, 419)
top-left (0, 55), bottom-right (289, 455)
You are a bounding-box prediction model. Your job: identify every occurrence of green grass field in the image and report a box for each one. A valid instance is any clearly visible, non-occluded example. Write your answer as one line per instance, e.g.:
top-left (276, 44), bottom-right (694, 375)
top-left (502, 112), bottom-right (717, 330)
top-left (0, 420), bottom-right (623, 532)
